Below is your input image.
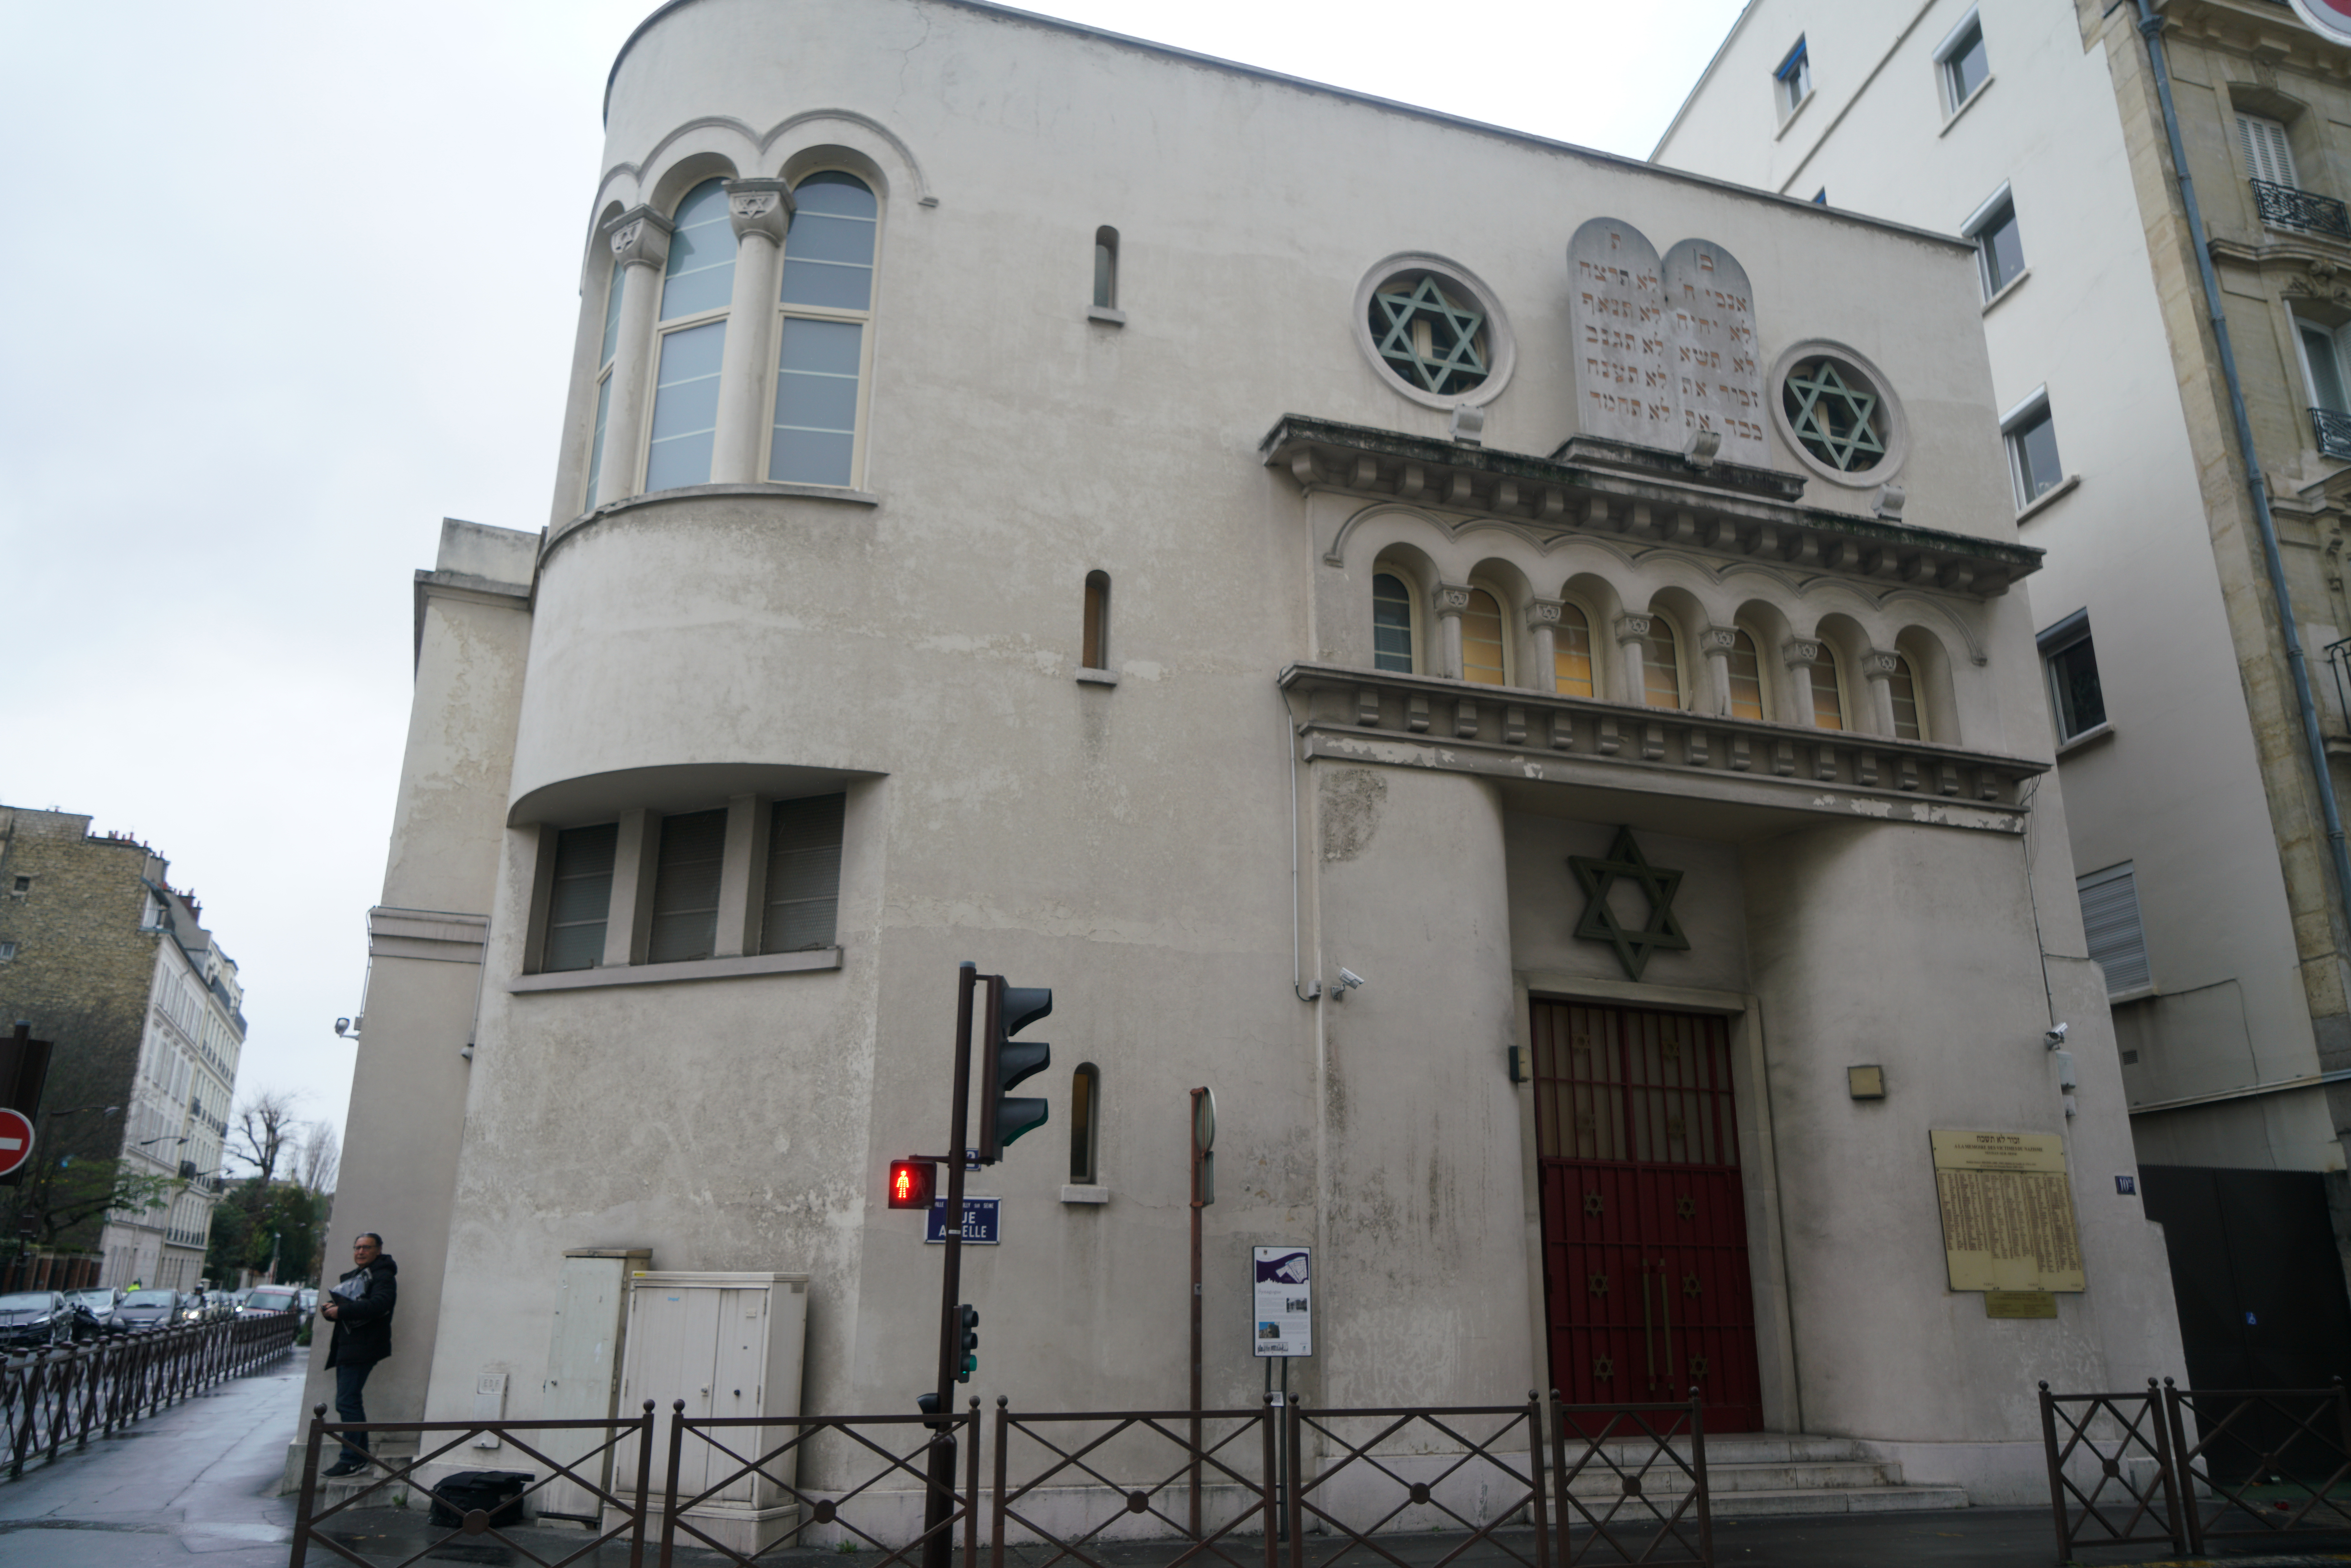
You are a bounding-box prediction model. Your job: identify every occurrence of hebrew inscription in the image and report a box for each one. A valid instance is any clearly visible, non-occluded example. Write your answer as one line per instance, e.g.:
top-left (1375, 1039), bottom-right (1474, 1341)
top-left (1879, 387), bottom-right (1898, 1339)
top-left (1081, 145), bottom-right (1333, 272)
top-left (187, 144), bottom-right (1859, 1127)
top-left (1567, 219), bottom-right (1672, 449)
top-left (1663, 239), bottom-right (1768, 465)
top-left (1931, 1130), bottom-right (2086, 1294)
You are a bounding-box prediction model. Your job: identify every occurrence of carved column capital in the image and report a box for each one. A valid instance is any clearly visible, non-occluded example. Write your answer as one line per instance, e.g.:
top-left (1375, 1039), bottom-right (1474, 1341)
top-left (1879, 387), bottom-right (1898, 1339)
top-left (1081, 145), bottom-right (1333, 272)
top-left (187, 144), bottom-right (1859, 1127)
top-left (1859, 648), bottom-right (1903, 683)
top-left (1525, 598), bottom-right (1565, 632)
top-left (1612, 613), bottom-right (1653, 646)
top-left (605, 205), bottom-right (674, 271)
top-left (1698, 625), bottom-right (1741, 658)
top-left (1431, 582), bottom-right (1474, 619)
top-left (725, 178), bottom-right (795, 245)
top-left (1780, 637), bottom-right (1825, 670)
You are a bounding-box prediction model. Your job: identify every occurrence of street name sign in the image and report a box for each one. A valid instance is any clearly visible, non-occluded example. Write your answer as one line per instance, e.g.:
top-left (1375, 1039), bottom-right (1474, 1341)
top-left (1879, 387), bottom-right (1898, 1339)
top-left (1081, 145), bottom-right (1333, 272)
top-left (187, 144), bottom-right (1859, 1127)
top-left (1252, 1245), bottom-right (1311, 1357)
top-left (0, 1109), bottom-right (31, 1177)
top-left (925, 1196), bottom-right (1001, 1245)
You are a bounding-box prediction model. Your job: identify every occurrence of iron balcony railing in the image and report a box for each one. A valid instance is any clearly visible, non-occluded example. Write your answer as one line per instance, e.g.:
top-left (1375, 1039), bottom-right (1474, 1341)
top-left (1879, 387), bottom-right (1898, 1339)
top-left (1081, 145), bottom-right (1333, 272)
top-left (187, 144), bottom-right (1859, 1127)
top-left (2313, 407), bottom-right (2351, 462)
top-left (2253, 179), bottom-right (2351, 239)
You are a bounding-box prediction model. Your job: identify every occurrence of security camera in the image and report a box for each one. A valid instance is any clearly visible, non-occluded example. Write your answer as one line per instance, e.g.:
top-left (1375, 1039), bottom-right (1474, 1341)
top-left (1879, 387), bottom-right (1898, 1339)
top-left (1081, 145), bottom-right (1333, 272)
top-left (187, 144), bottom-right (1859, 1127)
top-left (2044, 1022), bottom-right (2068, 1048)
top-left (1337, 968), bottom-right (1366, 990)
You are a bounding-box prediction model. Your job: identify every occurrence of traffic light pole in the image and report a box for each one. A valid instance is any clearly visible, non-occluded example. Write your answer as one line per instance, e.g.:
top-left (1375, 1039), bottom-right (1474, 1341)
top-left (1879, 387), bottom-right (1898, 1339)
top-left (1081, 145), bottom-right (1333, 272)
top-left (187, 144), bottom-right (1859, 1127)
top-left (920, 962), bottom-right (979, 1568)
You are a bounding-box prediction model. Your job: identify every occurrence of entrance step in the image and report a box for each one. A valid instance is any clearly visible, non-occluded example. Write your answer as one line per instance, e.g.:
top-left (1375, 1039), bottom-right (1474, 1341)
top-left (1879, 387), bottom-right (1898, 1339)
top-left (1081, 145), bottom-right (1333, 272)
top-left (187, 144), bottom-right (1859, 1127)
top-left (1557, 1432), bottom-right (1970, 1516)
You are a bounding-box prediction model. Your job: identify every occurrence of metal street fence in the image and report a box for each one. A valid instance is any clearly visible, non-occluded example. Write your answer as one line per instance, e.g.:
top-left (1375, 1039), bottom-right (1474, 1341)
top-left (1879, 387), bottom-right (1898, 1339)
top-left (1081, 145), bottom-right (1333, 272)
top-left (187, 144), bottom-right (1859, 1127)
top-left (2039, 1378), bottom-right (2351, 1560)
top-left (0, 1312), bottom-right (301, 1478)
top-left (293, 1390), bottom-right (1715, 1568)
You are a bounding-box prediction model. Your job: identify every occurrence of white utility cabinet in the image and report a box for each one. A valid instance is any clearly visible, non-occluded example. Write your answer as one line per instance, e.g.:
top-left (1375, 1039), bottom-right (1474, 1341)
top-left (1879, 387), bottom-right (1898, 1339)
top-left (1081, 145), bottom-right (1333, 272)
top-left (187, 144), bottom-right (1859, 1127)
top-left (537, 1248), bottom-right (650, 1520)
top-left (611, 1271), bottom-right (809, 1553)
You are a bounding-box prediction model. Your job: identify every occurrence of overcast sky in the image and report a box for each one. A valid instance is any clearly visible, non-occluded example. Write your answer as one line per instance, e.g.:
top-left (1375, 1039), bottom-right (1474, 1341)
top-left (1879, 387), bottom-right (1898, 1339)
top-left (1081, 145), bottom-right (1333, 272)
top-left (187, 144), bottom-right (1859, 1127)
top-left (0, 0), bottom-right (1745, 1168)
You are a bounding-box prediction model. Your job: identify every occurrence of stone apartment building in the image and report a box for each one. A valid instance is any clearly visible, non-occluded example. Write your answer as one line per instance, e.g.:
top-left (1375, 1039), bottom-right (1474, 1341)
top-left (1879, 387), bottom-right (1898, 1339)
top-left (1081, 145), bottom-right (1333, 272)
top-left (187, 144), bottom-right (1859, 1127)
top-left (1655, 0), bottom-right (2351, 1393)
top-left (310, 0), bottom-right (2195, 1512)
top-left (0, 806), bottom-right (244, 1289)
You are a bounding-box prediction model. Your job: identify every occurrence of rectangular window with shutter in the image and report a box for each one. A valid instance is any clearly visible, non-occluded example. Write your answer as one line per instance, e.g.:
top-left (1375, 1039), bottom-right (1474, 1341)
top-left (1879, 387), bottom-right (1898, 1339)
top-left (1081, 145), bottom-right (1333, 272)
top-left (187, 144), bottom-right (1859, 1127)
top-left (762, 793), bottom-right (846, 953)
top-left (544, 823), bottom-right (618, 972)
top-left (2077, 862), bottom-right (2152, 996)
top-left (647, 809), bottom-right (729, 963)
top-left (2239, 113), bottom-right (2298, 189)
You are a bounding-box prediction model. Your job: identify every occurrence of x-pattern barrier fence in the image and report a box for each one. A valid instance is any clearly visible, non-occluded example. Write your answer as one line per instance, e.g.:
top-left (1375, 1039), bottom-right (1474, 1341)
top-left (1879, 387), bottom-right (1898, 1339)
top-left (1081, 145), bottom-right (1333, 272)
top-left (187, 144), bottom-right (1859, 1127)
top-left (2039, 1379), bottom-right (2351, 1561)
top-left (292, 1390), bottom-right (1714, 1568)
top-left (0, 1313), bottom-right (302, 1477)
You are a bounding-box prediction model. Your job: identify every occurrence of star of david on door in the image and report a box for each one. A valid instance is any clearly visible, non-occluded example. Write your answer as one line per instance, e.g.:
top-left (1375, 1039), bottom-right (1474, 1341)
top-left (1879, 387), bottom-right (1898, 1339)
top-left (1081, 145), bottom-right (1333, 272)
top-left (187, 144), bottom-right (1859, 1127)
top-left (1568, 828), bottom-right (1691, 981)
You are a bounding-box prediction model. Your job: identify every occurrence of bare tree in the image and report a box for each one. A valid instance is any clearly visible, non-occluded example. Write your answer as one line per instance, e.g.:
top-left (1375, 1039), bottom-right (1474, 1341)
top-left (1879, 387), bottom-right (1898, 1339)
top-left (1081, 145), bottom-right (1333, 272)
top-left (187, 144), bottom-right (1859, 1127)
top-left (227, 1091), bottom-right (301, 1185)
top-left (295, 1120), bottom-right (339, 1194)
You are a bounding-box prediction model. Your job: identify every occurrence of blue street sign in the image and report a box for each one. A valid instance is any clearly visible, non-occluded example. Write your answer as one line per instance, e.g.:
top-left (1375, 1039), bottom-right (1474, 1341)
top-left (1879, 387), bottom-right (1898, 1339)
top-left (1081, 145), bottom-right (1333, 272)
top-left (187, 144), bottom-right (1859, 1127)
top-left (924, 1196), bottom-right (1001, 1245)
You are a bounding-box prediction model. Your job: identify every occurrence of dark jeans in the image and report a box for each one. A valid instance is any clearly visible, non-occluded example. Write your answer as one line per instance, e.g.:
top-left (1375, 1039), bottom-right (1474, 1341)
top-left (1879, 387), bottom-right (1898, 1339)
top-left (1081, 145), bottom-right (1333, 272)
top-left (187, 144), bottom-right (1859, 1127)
top-left (334, 1360), bottom-right (378, 1458)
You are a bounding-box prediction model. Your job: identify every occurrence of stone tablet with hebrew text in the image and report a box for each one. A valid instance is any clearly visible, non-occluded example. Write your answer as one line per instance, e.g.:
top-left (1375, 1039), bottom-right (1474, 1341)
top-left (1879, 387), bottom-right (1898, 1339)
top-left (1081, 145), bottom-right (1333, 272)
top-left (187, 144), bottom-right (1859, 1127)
top-left (1662, 239), bottom-right (1768, 466)
top-left (1568, 219), bottom-right (1673, 450)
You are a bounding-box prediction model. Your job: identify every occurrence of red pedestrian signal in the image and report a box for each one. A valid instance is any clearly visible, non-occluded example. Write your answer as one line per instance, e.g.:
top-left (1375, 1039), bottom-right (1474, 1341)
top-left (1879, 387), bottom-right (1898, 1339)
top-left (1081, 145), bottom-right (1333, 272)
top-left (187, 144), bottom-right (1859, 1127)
top-left (888, 1159), bottom-right (936, 1210)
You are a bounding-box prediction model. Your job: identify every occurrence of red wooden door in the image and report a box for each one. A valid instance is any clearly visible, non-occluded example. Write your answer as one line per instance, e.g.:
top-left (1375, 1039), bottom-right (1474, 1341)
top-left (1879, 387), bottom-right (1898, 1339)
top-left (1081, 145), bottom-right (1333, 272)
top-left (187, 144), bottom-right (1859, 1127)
top-left (1531, 1000), bottom-right (1762, 1431)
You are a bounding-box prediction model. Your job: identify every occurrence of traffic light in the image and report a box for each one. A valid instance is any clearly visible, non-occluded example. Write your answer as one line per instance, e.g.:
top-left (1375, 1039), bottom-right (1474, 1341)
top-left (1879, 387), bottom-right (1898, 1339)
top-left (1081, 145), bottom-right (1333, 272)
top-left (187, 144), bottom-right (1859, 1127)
top-left (887, 1159), bottom-right (936, 1210)
top-left (956, 1303), bottom-right (979, 1382)
top-left (978, 979), bottom-right (1051, 1162)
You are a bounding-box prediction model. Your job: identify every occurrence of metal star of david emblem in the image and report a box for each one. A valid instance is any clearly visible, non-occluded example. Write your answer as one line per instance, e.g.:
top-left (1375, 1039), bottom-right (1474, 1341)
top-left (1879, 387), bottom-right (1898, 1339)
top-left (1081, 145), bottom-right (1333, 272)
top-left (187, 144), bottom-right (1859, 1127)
top-left (1568, 828), bottom-right (1691, 981)
top-left (1782, 359), bottom-right (1886, 472)
top-left (1372, 274), bottom-right (1488, 394)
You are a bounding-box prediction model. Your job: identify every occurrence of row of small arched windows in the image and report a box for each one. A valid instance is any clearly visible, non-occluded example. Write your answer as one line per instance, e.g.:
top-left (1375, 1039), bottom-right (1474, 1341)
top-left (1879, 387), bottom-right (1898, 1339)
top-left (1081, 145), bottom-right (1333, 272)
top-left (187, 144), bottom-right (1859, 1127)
top-left (1372, 573), bottom-right (1930, 741)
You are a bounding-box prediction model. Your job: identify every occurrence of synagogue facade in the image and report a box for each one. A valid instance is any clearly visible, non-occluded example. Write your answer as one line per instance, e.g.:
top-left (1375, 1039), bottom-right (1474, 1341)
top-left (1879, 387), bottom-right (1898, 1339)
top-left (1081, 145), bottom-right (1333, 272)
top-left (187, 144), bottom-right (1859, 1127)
top-left (308, 0), bottom-right (2185, 1508)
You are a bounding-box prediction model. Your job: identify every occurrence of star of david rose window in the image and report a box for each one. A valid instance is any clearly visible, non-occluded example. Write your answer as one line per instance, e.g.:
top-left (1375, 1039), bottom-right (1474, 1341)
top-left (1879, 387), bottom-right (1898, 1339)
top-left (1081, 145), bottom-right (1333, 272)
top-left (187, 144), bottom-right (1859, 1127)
top-left (1352, 255), bottom-right (1516, 410)
top-left (1769, 340), bottom-right (1907, 488)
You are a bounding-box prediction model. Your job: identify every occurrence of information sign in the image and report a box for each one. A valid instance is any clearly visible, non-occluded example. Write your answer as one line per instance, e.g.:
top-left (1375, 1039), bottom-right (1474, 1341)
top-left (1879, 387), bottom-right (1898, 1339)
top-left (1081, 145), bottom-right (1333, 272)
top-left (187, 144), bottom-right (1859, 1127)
top-left (1931, 1130), bottom-right (2085, 1294)
top-left (924, 1196), bottom-right (1001, 1245)
top-left (1252, 1246), bottom-right (1311, 1357)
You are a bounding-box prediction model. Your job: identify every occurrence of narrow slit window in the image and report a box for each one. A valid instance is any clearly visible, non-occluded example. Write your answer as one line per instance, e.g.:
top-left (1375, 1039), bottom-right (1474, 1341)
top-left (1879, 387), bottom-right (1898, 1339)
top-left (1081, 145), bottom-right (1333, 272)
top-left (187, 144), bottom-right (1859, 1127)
top-left (647, 808), bottom-right (728, 963)
top-left (1554, 603), bottom-right (1594, 698)
top-left (762, 793), bottom-right (845, 953)
top-left (1372, 573), bottom-right (1415, 673)
top-left (1093, 227), bottom-right (1118, 309)
top-left (1889, 655), bottom-right (1925, 741)
top-left (544, 823), bottom-right (618, 972)
top-left (1727, 630), bottom-right (1766, 720)
top-left (1082, 571), bottom-right (1111, 670)
top-left (1070, 1063), bottom-right (1100, 1184)
top-left (1810, 647), bottom-right (1847, 730)
top-left (1643, 619), bottom-right (1684, 709)
top-left (586, 262), bottom-right (627, 509)
top-left (1462, 590), bottom-right (1507, 685)
top-left (773, 172), bottom-right (878, 487)
top-left (1775, 37), bottom-right (1811, 115)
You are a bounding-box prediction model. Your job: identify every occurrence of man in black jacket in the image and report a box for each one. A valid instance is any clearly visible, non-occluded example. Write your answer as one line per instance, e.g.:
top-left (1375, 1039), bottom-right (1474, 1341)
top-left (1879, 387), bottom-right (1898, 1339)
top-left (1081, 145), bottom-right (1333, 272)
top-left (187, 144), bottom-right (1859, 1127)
top-left (321, 1232), bottom-right (397, 1476)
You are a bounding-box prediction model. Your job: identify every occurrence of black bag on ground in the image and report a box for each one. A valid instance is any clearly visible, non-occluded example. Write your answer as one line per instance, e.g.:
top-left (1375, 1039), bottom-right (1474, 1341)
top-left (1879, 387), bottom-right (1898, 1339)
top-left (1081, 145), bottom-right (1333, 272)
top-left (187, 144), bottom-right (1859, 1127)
top-left (427, 1470), bottom-right (535, 1528)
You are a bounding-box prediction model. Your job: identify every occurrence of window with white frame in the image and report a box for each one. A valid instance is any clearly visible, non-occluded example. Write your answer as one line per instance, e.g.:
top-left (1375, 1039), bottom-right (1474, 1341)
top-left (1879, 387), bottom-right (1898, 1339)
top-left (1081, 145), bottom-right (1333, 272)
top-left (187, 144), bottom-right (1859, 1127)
top-left (2297, 318), bottom-right (2350, 415)
top-left (1935, 10), bottom-right (1989, 113)
top-left (2238, 112), bottom-right (2297, 189)
top-left (1775, 37), bottom-right (1811, 116)
top-left (1888, 654), bottom-right (1927, 741)
top-left (2076, 862), bottom-right (2151, 995)
top-left (2038, 609), bottom-right (2107, 742)
top-left (1643, 618), bottom-right (1686, 709)
top-left (585, 259), bottom-right (628, 510)
top-left (1963, 185), bottom-right (2026, 300)
top-left (771, 171), bottom-right (879, 487)
top-left (1462, 588), bottom-right (1509, 686)
top-left (1555, 602), bottom-right (1597, 698)
top-left (2002, 389), bottom-right (2064, 508)
top-left (645, 178), bottom-right (735, 492)
top-left (1372, 572), bottom-right (1416, 674)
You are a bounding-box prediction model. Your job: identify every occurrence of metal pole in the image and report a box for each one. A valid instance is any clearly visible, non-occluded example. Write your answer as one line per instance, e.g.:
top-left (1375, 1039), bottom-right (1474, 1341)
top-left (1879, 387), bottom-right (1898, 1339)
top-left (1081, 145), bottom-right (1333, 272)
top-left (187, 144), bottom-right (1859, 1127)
top-left (2132, 0), bottom-right (2351, 946)
top-left (924, 963), bottom-right (980, 1568)
top-left (1190, 1086), bottom-right (1205, 1539)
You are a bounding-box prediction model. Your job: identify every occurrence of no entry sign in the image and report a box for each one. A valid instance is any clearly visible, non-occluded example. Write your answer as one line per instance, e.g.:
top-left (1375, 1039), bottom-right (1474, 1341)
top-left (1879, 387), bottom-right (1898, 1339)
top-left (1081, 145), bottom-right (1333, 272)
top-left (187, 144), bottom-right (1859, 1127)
top-left (2289, 0), bottom-right (2351, 43)
top-left (0, 1109), bottom-right (32, 1178)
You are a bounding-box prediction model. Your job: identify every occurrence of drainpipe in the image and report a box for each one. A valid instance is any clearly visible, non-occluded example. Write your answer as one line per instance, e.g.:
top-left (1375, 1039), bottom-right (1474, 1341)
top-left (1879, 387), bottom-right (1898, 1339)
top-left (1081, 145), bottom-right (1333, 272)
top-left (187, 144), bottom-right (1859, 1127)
top-left (2132, 0), bottom-right (2351, 942)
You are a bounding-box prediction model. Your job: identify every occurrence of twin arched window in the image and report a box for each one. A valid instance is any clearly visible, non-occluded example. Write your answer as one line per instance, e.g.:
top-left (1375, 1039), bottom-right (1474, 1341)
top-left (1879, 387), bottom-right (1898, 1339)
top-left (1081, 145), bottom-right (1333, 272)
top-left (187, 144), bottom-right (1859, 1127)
top-left (593, 168), bottom-right (880, 505)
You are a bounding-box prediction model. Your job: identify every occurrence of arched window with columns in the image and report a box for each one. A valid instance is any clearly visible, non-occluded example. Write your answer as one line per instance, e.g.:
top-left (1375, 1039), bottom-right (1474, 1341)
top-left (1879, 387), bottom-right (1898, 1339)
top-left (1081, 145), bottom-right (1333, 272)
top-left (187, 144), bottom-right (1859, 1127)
top-left (1643, 618), bottom-right (1685, 709)
top-left (1888, 653), bottom-right (1925, 740)
top-left (645, 179), bottom-right (736, 491)
top-left (772, 170), bottom-right (879, 487)
top-left (1462, 589), bottom-right (1508, 685)
top-left (1810, 646), bottom-right (1848, 730)
top-left (1372, 573), bottom-right (1416, 672)
top-left (1727, 629), bottom-right (1767, 720)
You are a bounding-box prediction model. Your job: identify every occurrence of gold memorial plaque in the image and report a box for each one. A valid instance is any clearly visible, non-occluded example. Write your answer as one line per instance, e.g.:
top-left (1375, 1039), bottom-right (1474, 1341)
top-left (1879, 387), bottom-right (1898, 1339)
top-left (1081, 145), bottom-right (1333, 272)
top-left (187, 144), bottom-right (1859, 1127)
top-left (1931, 1130), bottom-right (2085, 1294)
top-left (1984, 1291), bottom-right (2058, 1319)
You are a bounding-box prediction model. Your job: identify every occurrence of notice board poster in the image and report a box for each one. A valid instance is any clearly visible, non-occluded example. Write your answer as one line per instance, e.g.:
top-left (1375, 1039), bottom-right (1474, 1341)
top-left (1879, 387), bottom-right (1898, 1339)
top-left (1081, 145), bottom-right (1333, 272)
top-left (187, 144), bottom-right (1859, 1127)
top-left (1931, 1130), bottom-right (2085, 1293)
top-left (1252, 1246), bottom-right (1312, 1357)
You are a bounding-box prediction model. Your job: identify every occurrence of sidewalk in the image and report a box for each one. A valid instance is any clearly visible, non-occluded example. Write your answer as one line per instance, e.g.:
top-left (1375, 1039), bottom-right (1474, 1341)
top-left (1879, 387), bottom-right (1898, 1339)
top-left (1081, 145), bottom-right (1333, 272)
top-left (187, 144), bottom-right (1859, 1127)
top-left (1, 1358), bottom-right (2345, 1568)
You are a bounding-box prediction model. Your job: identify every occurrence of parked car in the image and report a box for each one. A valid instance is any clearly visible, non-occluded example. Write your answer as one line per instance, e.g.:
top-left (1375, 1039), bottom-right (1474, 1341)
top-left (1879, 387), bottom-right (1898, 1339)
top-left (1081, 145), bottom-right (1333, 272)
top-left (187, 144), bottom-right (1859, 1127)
top-left (68, 1286), bottom-right (127, 1335)
top-left (116, 1289), bottom-right (184, 1331)
top-left (238, 1286), bottom-right (301, 1318)
top-left (0, 1291), bottom-right (79, 1352)
top-left (298, 1287), bottom-right (318, 1316)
